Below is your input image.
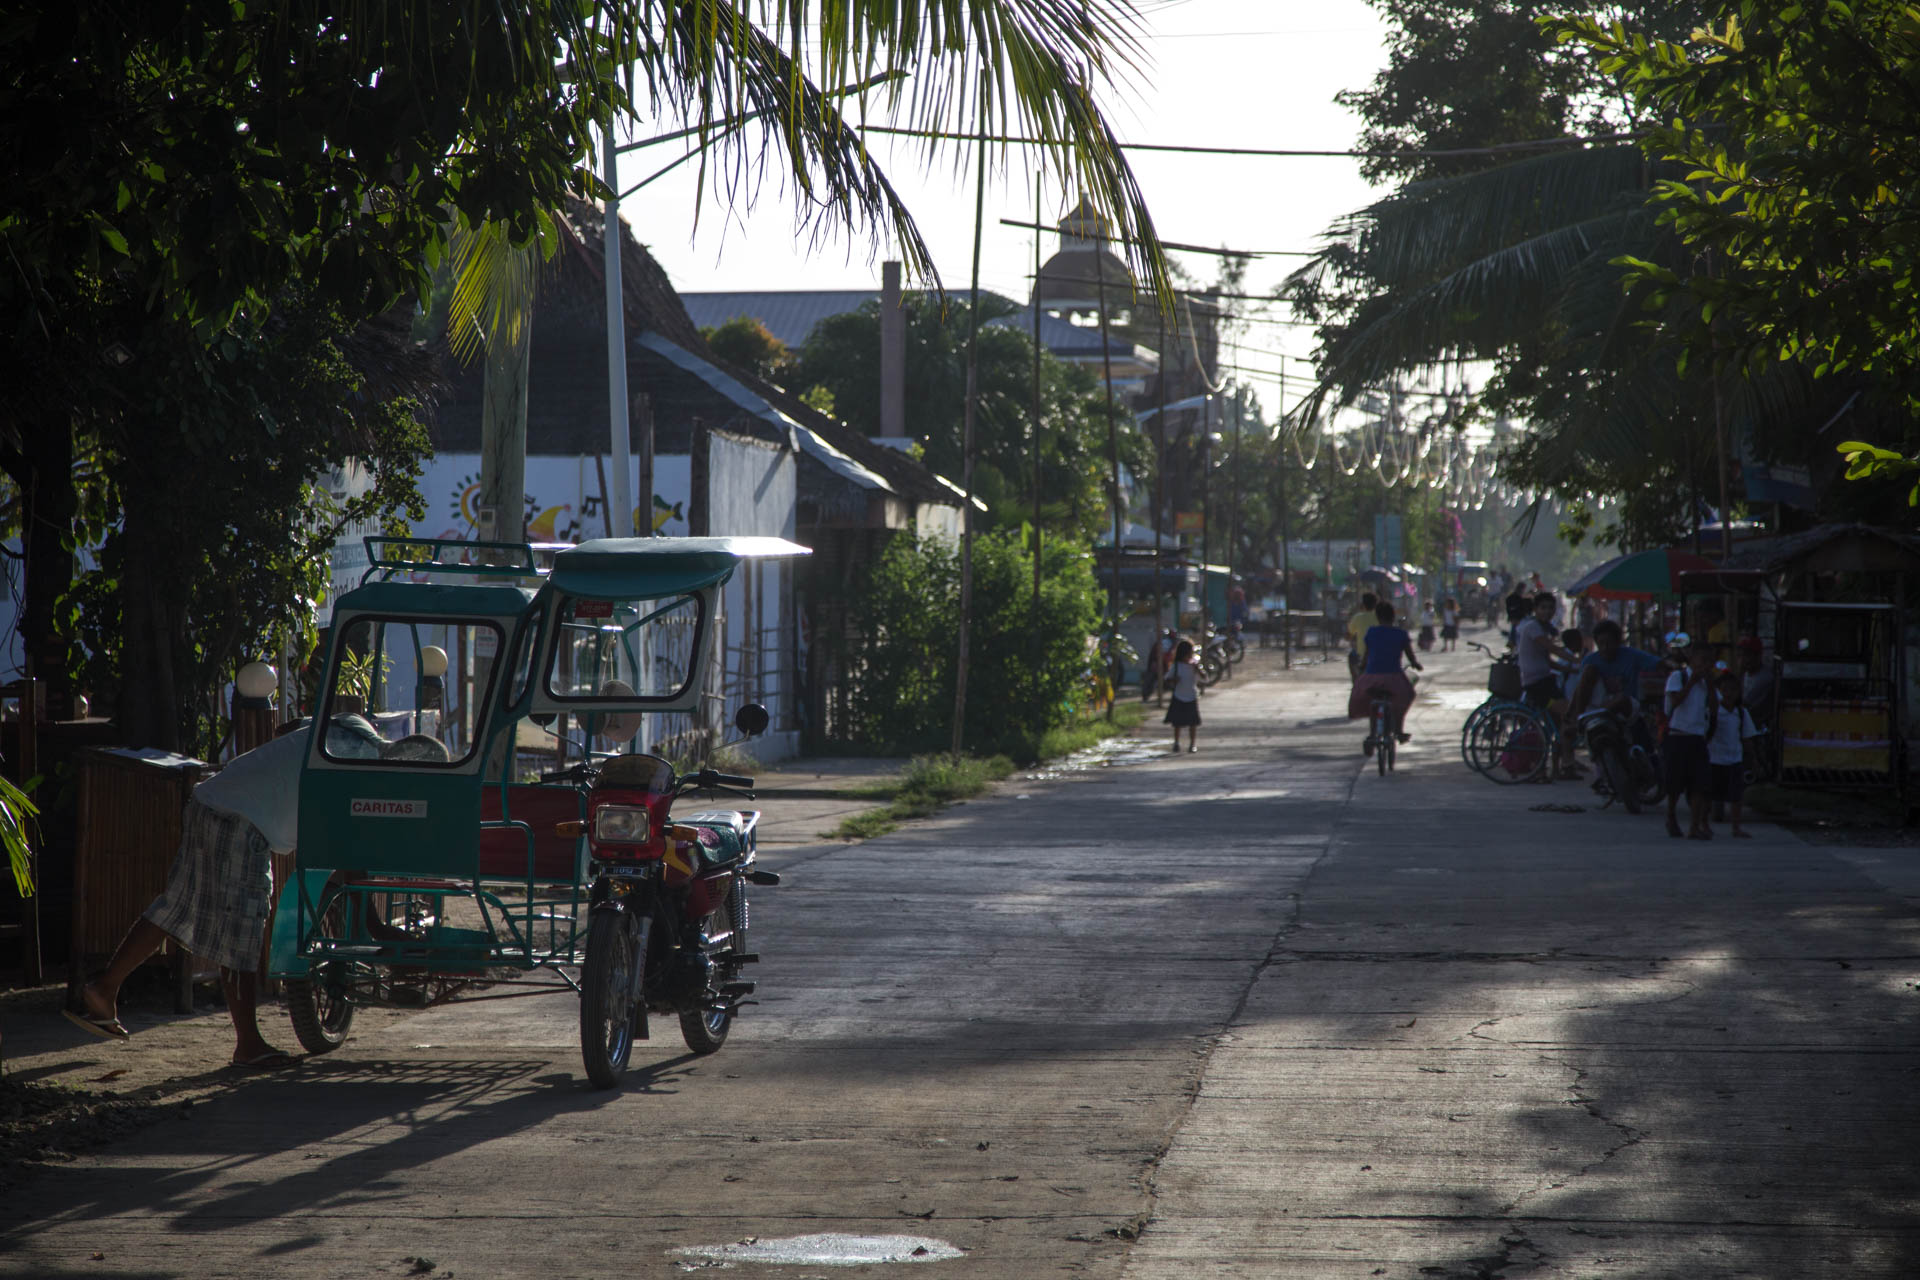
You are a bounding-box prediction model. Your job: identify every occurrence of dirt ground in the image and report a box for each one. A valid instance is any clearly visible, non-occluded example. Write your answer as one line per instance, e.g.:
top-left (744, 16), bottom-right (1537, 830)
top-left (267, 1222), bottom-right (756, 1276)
top-left (0, 969), bottom-right (421, 1188)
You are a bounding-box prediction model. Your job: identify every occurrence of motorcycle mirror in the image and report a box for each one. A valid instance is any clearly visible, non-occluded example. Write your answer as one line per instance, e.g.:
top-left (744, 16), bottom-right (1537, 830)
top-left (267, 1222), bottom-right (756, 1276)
top-left (733, 702), bottom-right (770, 737)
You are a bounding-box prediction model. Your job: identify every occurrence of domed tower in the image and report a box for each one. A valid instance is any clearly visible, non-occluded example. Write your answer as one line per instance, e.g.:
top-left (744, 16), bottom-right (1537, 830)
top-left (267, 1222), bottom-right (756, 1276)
top-left (1034, 196), bottom-right (1136, 323)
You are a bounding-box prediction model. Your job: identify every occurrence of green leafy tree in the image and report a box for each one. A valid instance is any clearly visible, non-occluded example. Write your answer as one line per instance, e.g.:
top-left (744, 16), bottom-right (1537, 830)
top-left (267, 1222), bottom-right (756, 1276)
top-left (2, 1), bottom-right (1172, 747)
top-left (792, 294), bottom-right (1140, 541)
top-left (849, 529), bottom-right (1102, 757)
top-left (1558, 3), bottom-right (1920, 501)
top-left (702, 316), bottom-right (793, 383)
top-left (67, 299), bottom-right (430, 752)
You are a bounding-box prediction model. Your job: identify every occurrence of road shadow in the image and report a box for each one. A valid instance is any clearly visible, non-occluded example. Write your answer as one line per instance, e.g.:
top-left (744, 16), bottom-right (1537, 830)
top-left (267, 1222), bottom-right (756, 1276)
top-left (1, 1055), bottom-right (625, 1247)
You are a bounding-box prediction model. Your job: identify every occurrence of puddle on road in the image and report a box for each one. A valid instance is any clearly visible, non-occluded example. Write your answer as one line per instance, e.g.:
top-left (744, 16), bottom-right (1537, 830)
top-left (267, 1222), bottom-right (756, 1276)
top-left (1425, 688), bottom-right (1487, 711)
top-left (672, 1233), bottom-right (964, 1267)
top-left (1021, 735), bottom-right (1165, 781)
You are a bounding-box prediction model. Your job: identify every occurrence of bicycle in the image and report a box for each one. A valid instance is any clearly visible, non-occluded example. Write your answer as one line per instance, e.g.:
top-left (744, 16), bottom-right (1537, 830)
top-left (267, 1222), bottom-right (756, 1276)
top-left (1363, 686), bottom-right (1397, 775)
top-left (1461, 641), bottom-right (1556, 784)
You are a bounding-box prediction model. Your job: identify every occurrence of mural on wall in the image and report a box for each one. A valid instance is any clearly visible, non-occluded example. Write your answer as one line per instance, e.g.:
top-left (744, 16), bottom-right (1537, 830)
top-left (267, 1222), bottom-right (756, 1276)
top-left (417, 455), bottom-right (693, 548)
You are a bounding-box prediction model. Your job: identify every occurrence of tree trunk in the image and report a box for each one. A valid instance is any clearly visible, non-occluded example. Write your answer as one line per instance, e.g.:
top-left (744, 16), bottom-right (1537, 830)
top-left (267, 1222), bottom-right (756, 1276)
top-left (113, 491), bottom-right (181, 751)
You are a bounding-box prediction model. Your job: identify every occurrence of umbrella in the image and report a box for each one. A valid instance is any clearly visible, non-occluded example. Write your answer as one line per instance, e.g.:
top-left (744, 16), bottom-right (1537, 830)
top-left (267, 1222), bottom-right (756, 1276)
top-left (1565, 548), bottom-right (1715, 600)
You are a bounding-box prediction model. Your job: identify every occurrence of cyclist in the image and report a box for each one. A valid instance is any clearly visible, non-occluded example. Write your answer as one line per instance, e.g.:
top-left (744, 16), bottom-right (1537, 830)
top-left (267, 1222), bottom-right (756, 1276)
top-left (1349, 600), bottom-right (1423, 747)
top-left (1346, 591), bottom-right (1379, 683)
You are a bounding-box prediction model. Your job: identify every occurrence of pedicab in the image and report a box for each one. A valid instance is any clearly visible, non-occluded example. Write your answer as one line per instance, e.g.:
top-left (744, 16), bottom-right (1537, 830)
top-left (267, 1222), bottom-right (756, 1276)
top-left (265, 534), bottom-right (808, 1088)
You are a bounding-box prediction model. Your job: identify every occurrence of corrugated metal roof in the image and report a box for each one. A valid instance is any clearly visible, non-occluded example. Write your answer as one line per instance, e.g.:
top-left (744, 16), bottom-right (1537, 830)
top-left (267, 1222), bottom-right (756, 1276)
top-left (682, 288), bottom-right (1154, 365)
top-left (682, 291), bottom-right (878, 349)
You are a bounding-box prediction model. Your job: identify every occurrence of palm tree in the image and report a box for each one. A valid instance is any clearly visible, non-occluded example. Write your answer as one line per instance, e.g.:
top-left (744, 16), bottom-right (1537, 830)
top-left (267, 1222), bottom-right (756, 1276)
top-left (1281, 141), bottom-right (1829, 548)
top-left (442, 0), bottom-right (1171, 542)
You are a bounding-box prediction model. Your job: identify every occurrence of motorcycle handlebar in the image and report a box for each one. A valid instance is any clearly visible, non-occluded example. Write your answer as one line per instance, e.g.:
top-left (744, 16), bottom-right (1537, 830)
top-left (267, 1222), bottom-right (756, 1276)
top-left (708, 771), bottom-right (755, 789)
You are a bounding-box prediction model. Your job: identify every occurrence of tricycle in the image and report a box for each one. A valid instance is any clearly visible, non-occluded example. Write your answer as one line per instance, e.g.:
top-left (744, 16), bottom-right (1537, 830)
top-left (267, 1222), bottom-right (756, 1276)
top-left (265, 534), bottom-right (808, 1088)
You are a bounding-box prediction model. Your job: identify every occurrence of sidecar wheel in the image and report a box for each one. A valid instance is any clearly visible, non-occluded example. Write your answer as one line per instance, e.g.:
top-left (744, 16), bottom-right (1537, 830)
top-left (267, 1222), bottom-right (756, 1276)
top-left (286, 969), bottom-right (354, 1053)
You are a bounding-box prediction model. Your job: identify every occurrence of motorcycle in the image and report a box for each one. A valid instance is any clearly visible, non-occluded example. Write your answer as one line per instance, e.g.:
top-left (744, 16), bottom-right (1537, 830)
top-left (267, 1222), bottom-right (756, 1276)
top-left (1196, 628), bottom-right (1233, 688)
top-left (1578, 703), bottom-right (1663, 814)
top-left (1220, 621), bottom-right (1247, 665)
top-left (562, 703), bottom-right (779, 1088)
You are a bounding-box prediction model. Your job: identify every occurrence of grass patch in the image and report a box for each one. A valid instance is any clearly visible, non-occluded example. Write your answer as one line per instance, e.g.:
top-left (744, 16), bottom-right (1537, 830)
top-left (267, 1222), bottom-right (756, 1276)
top-left (826, 706), bottom-right (1151, 841)
top-left (1034, 702), bottom-right (1146, 760)
top-left (828, 752), bottom-right (1016, 840)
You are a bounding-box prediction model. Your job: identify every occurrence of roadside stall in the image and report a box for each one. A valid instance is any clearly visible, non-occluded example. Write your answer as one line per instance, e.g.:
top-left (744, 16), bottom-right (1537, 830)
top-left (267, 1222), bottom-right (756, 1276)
top-left (1677, 523), bottom-right (1920, 802)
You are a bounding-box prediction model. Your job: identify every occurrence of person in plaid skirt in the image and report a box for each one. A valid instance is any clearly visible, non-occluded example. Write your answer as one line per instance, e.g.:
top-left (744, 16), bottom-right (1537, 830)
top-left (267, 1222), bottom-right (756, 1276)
top-left (67, 716), bottom-right (386, 1068)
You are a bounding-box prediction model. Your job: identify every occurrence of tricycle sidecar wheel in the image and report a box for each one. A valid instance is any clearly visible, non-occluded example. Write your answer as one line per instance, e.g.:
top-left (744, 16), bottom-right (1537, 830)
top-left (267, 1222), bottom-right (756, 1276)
top-left (580, 910), bottom-right (642, 1089)
top-left (286, 972), bottom-right (354, 1053)
top-left (679, 881), bottom-right (747, 1056)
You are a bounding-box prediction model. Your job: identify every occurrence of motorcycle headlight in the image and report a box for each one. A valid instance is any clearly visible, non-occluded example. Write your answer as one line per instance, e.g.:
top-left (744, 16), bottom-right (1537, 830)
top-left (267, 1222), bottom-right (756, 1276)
top-left (594, 804), bottom-right (650, 844)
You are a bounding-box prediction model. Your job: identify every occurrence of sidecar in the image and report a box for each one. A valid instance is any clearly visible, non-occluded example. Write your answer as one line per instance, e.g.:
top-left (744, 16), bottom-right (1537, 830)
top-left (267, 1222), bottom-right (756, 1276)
top-left (265, 534), bottom-right (807, 1063)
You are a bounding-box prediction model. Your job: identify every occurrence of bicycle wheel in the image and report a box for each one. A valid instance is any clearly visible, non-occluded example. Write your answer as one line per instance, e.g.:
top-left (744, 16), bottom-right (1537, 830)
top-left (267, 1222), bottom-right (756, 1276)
top-left (1466, 706), bottom-right (1552, 784)
top-left (1459, 699), bottom-right (1498, 767)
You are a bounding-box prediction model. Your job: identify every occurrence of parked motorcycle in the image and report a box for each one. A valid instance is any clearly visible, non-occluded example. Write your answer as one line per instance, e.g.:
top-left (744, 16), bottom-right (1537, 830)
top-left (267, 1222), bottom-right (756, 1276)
top-left (1578, 704), bottom-right (1663, 814)
top-left (1196, 628), bottom-right (1233, 688)
top-left (565, 704), bottom-right (779, 1088)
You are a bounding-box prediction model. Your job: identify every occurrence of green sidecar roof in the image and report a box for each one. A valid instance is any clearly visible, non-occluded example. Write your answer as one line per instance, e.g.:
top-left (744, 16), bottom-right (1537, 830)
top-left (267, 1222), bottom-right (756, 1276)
top-left (547, 536), bottom-right (809, 601)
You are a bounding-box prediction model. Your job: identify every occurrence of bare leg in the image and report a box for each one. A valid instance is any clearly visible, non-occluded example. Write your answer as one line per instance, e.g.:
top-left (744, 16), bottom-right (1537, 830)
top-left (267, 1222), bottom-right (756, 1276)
top-left (1730, 801), bottom-right (1749, 836)
top-left (81, 917), bottom-right (169, 1022)
top-left (221, 968), bottom-right (287, 1063)
top-left (1665, 786), bottom-right (1683, 837)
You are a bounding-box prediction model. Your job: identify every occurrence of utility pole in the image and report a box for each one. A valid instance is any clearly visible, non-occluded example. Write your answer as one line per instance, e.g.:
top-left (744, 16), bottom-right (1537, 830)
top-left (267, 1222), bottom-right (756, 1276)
top-left (951, 131), bottom-right (987, 759)
top-left (1093, 219), bottom-right (1124, 720)
top-left (604, 133), bottom-right (634, 538)
top-left (1030, 185), bottom-right (1044, 734)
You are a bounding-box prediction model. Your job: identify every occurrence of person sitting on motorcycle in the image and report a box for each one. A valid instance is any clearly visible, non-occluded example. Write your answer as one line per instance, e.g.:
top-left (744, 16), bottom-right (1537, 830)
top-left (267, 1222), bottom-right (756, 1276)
top-left (1569, 619), bottom-right (1667, 721)
top-left (1349, 600), bottom-right (1423, 744)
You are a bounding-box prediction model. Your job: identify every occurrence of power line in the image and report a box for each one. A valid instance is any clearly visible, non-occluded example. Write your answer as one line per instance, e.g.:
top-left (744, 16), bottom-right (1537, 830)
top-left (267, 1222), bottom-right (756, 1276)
top-left (998, 217), bottom-right (1314, 257)
top-left (865, 124), bottom-right (1641, 160)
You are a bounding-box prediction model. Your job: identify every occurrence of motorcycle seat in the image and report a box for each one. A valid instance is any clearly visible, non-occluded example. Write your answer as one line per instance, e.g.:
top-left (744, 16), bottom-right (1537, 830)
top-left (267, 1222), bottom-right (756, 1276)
top-left (678, 811), bottom-right (756, 868)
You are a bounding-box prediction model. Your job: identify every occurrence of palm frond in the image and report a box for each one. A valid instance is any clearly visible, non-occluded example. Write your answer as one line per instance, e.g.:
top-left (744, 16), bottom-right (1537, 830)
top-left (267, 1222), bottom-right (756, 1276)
top-left (633, 1), bottom-right (1168, 302)
top-left (0, 774), bottom-right (37, 897)
top-left (444, 213), bottom-right (565, 365)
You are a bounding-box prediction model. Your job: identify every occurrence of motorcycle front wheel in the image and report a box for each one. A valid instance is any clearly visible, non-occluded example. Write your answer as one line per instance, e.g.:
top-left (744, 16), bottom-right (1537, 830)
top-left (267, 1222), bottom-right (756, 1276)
top-left (285, 893), bottom-right (356, 1054)
top-left (580, 909), bottom-right (642, 1089)
top-left (1599, 746), bottom-right (1640, 814)
top-left (680, 879), bottom-right (749, 1055)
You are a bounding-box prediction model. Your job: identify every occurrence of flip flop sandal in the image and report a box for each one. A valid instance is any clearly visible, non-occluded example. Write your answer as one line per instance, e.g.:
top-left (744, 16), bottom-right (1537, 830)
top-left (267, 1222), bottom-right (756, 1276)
top-left (62, 1007), bottom-right (130, 1041)
top-left (230, 1049), bottom-right (297, 1071)
top-left (1666, 821), bottom-right (1684, 838)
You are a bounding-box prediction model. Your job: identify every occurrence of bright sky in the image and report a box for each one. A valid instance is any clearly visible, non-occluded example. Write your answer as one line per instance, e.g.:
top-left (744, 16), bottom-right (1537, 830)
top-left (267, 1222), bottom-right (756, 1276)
top-left (617, 0), bottom-right (1391, 421)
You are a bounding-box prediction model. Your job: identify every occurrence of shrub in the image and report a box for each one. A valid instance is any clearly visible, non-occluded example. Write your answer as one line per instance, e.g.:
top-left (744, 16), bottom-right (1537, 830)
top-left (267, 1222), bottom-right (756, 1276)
top-left (848, 529), bottom-right (1101, 758)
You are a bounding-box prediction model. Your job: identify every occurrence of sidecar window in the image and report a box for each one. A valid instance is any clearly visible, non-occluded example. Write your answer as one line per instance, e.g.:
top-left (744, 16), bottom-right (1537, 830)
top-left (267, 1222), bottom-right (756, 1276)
top-left (319, 615), bottom-right (502, 766)
top-left (545, 593), bottom-right (704, 702)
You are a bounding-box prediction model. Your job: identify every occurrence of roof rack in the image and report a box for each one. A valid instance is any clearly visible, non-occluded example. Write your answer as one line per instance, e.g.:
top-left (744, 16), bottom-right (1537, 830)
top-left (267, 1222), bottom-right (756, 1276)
top-left (359, 537), bottom-right (539, 584)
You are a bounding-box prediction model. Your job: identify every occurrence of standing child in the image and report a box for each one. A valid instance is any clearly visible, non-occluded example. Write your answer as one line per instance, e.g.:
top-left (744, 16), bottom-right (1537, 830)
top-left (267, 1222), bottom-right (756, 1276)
top-left (1709, 671), bottom-right (1761, 837)
top-left (1164, 639), bottom-right (1201, 753)
top-left (1418, 600), bottom-right (1437, 651)
top-left (1663, 643), bottom-right (1718, 839)
top-left (1440, 597), bottom-right (1460, 651)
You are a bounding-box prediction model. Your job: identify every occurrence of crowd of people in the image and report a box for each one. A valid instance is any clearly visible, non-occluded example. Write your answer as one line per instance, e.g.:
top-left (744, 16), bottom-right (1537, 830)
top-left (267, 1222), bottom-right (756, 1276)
top-left (1343, 570), bottom-right (1774, 840)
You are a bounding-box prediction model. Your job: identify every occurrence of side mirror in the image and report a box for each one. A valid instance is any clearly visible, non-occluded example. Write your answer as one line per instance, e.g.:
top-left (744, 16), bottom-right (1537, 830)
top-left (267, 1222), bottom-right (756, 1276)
top-left (733, 703), bottom-right (770, 737)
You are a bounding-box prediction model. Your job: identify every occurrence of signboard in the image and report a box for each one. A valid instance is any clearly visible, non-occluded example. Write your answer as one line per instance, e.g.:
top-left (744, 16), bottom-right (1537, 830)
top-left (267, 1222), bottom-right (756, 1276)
top-left (1372, 514), bottom-right (1403, 568)
top-left (1174, 511), bottom-right (1205, 534)
top-left (351, 798), bottom-right (430, 819)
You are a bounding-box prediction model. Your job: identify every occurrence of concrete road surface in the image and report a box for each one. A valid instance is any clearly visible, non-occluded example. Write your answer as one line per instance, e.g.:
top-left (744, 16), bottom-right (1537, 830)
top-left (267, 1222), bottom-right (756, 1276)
top-left (6, 640), bottom-right (1919, 1279)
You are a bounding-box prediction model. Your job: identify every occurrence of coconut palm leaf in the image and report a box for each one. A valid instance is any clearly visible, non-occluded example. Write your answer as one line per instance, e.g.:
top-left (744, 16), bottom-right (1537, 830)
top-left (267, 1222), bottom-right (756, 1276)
top-left (0, 774), bottom-right (36, 897)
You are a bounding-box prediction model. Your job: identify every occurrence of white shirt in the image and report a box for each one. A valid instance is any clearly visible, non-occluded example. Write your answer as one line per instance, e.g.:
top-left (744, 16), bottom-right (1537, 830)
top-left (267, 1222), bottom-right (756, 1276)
top-left (1665, 670), bottom-right (1715, 737)
top-left (1708, 704), bottom-right (1759, 765)
top-left (1515, 617), bottom-right (1555, 685)
top-left (193, 719), bottom-right (384, 853)
top-left (1169, 660), bottom-right (1199, 702)
top-left (1441, 604), bottom-right (1458, 626)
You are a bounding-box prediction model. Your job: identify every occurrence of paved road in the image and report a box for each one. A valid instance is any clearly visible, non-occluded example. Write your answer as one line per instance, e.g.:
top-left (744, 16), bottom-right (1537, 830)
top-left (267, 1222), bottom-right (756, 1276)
top-left (6, 643), bottom-right (1919, 1278)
